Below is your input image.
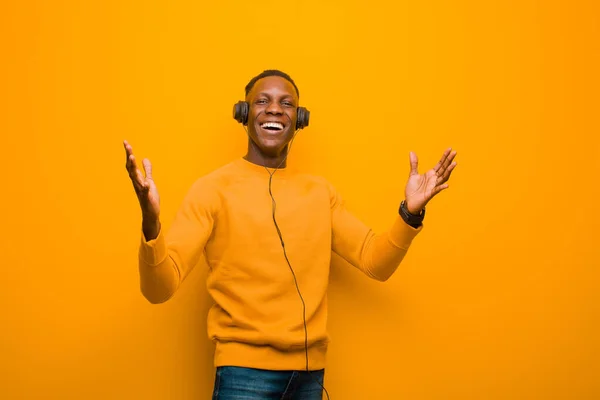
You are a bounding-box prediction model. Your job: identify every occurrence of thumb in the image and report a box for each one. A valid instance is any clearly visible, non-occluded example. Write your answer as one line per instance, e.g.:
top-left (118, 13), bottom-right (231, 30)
top-left (143, 158), bottom-right (153, 180)
top-left (409, 151), bottom-right (419, 176)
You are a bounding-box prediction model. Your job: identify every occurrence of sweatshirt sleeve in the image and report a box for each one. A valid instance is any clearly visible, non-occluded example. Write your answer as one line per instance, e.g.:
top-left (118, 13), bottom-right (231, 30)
top-left (138, 178), bottom-right (218, 303)
top-left (329, 182), bottom-right (422, 282)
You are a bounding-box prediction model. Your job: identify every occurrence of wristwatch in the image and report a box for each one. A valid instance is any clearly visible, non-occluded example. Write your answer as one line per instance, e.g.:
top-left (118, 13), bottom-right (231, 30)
top-left (399, 200), bottom-right (425, 228)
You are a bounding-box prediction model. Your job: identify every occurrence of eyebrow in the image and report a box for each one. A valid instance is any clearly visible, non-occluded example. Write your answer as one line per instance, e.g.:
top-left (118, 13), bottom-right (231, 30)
top-left (256, 92), bottom-right (295, 100)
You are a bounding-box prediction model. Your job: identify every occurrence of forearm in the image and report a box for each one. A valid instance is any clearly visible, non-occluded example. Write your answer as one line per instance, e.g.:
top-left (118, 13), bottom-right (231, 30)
top-left (138, 256), bottom-right (180, 304)
top-left (134, 177), bottom-right (216, 304)
top-left (138, 226), bottom-right (181, 304)
top-left (358, 217), bottom-right (421, 281)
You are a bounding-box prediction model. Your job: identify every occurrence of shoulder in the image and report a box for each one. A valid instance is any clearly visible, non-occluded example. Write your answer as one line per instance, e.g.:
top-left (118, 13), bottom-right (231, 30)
top-left (191, 158), bottom-right (258, 189)
top-left (182, 160), bottom-right (242, 209)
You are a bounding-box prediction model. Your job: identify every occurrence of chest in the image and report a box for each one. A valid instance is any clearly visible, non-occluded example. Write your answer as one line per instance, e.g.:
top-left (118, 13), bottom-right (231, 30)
top-left (209, 177), bottom-right (332, 251)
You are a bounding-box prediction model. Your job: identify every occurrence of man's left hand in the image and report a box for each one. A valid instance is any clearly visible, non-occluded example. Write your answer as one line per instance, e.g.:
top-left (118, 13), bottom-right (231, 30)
top-left (404, 148), bottom-right (457, 214)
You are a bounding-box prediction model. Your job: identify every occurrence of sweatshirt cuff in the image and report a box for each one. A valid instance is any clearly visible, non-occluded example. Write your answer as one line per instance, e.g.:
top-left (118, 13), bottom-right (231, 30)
top-left (139, 227), bottom-right (168, 266)
top-left (388, 216), bottom-right (422, 249)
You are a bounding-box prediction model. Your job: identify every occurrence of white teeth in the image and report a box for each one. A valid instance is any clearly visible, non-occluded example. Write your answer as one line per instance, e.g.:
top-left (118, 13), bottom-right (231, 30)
top-left (261, 122), bottom-right (284, 130)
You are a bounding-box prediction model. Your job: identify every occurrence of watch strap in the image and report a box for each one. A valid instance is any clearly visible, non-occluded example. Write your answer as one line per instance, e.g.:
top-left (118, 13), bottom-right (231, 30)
top-left (399, 200), bottom-right (425, 228)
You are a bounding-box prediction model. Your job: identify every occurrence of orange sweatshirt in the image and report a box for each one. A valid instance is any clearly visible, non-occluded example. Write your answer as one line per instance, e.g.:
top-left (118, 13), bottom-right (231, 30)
top-left (138, 157), bottom-right (422, 371)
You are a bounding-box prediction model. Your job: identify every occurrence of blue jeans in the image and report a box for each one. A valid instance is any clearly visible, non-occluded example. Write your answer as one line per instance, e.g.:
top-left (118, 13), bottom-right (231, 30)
top-left (212, 366), bottom-right (325, 399)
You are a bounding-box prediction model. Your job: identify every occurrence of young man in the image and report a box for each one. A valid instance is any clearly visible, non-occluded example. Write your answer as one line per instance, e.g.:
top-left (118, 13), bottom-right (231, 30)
top-left (123, 70), bottom-right (457, 399)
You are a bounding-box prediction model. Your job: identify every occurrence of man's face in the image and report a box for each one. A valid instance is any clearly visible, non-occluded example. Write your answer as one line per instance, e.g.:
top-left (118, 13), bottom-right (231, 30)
top-left (246, 76), bottom-right (298, 157)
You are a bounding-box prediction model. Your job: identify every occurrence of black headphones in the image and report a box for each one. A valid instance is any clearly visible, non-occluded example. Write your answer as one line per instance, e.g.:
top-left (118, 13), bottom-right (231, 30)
top-left (233, 101), bottom-right (310, 130)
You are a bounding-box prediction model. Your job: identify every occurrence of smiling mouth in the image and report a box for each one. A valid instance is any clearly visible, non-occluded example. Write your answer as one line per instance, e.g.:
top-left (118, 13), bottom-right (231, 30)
top-left (260, 121), bottom-right (285, 132)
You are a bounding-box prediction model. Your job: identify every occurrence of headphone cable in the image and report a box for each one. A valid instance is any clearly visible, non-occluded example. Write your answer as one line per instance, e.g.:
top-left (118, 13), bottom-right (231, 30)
top-left (244, 124), bottom-right (331, 399)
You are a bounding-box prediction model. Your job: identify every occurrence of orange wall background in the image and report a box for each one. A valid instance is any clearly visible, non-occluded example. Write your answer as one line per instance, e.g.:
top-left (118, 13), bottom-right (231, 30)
top-left (1, 1), bottom-right (599, 399)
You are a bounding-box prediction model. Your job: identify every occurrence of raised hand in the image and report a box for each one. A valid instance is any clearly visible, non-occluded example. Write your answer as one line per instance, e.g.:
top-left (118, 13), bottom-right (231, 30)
top-left (124, 140), bottom-right (160, 225)
top-left (404, 148), bottom-right (457, 214)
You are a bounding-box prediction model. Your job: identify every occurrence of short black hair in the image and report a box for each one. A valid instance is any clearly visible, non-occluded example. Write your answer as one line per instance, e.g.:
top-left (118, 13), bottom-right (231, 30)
top-left (245, 69), bottom-right (300, 98)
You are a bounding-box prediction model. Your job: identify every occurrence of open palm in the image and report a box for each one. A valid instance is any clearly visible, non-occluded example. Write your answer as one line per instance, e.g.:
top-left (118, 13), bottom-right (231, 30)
top-left (404, 148), bottom-right (457, 214)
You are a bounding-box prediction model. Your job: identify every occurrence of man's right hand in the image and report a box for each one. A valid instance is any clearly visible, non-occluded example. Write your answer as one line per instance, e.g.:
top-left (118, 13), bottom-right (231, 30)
top-left (124, 140), bottom-right (161, 240)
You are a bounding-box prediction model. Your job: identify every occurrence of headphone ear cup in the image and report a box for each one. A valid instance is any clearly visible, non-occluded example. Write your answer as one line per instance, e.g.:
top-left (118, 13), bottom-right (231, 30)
top-left (296, 107), bottom-right (310, 130)
top-left (233, 101), bottom-right (249, 125)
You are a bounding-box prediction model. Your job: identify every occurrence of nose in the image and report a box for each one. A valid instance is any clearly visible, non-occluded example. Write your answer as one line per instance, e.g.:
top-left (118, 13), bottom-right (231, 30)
top-left (265, 101), bottom-right (283, 115)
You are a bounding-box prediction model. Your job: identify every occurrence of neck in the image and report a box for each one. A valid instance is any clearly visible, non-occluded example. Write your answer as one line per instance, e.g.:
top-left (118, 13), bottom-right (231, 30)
top-left (244, 140), bottom-right (289, 169)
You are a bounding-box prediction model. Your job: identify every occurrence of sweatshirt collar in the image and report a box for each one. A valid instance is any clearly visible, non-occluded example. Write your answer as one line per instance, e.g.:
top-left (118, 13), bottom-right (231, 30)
top-left (235, 157), bottom-right (295, 176)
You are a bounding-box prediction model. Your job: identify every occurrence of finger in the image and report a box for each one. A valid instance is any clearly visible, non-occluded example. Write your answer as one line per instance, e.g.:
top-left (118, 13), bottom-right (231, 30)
top-left (127, 154), bottom-right (146, 191)
top-left (442, 151), bottom-right (457, 171)
top-left (124, 140), bottom-right (134, 164)
top-left (437, 150), bottom-right (457, 176)
top-left (433, 183), bottom-right (450, 196)
top-left (143, 158), bottom-right (153, 180)
top-left (437, 161), bottom-right (457, 185)
top-left (126, 153), bottom-right (138, 176)
top-left (433, 148), bottom-right (452, 173)
top-left (409, 151), bottom-right (419, 176)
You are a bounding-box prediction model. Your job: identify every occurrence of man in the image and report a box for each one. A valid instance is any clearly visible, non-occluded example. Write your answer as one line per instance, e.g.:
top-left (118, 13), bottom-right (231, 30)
top-left (123, 70), bottom-right (457, 399)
